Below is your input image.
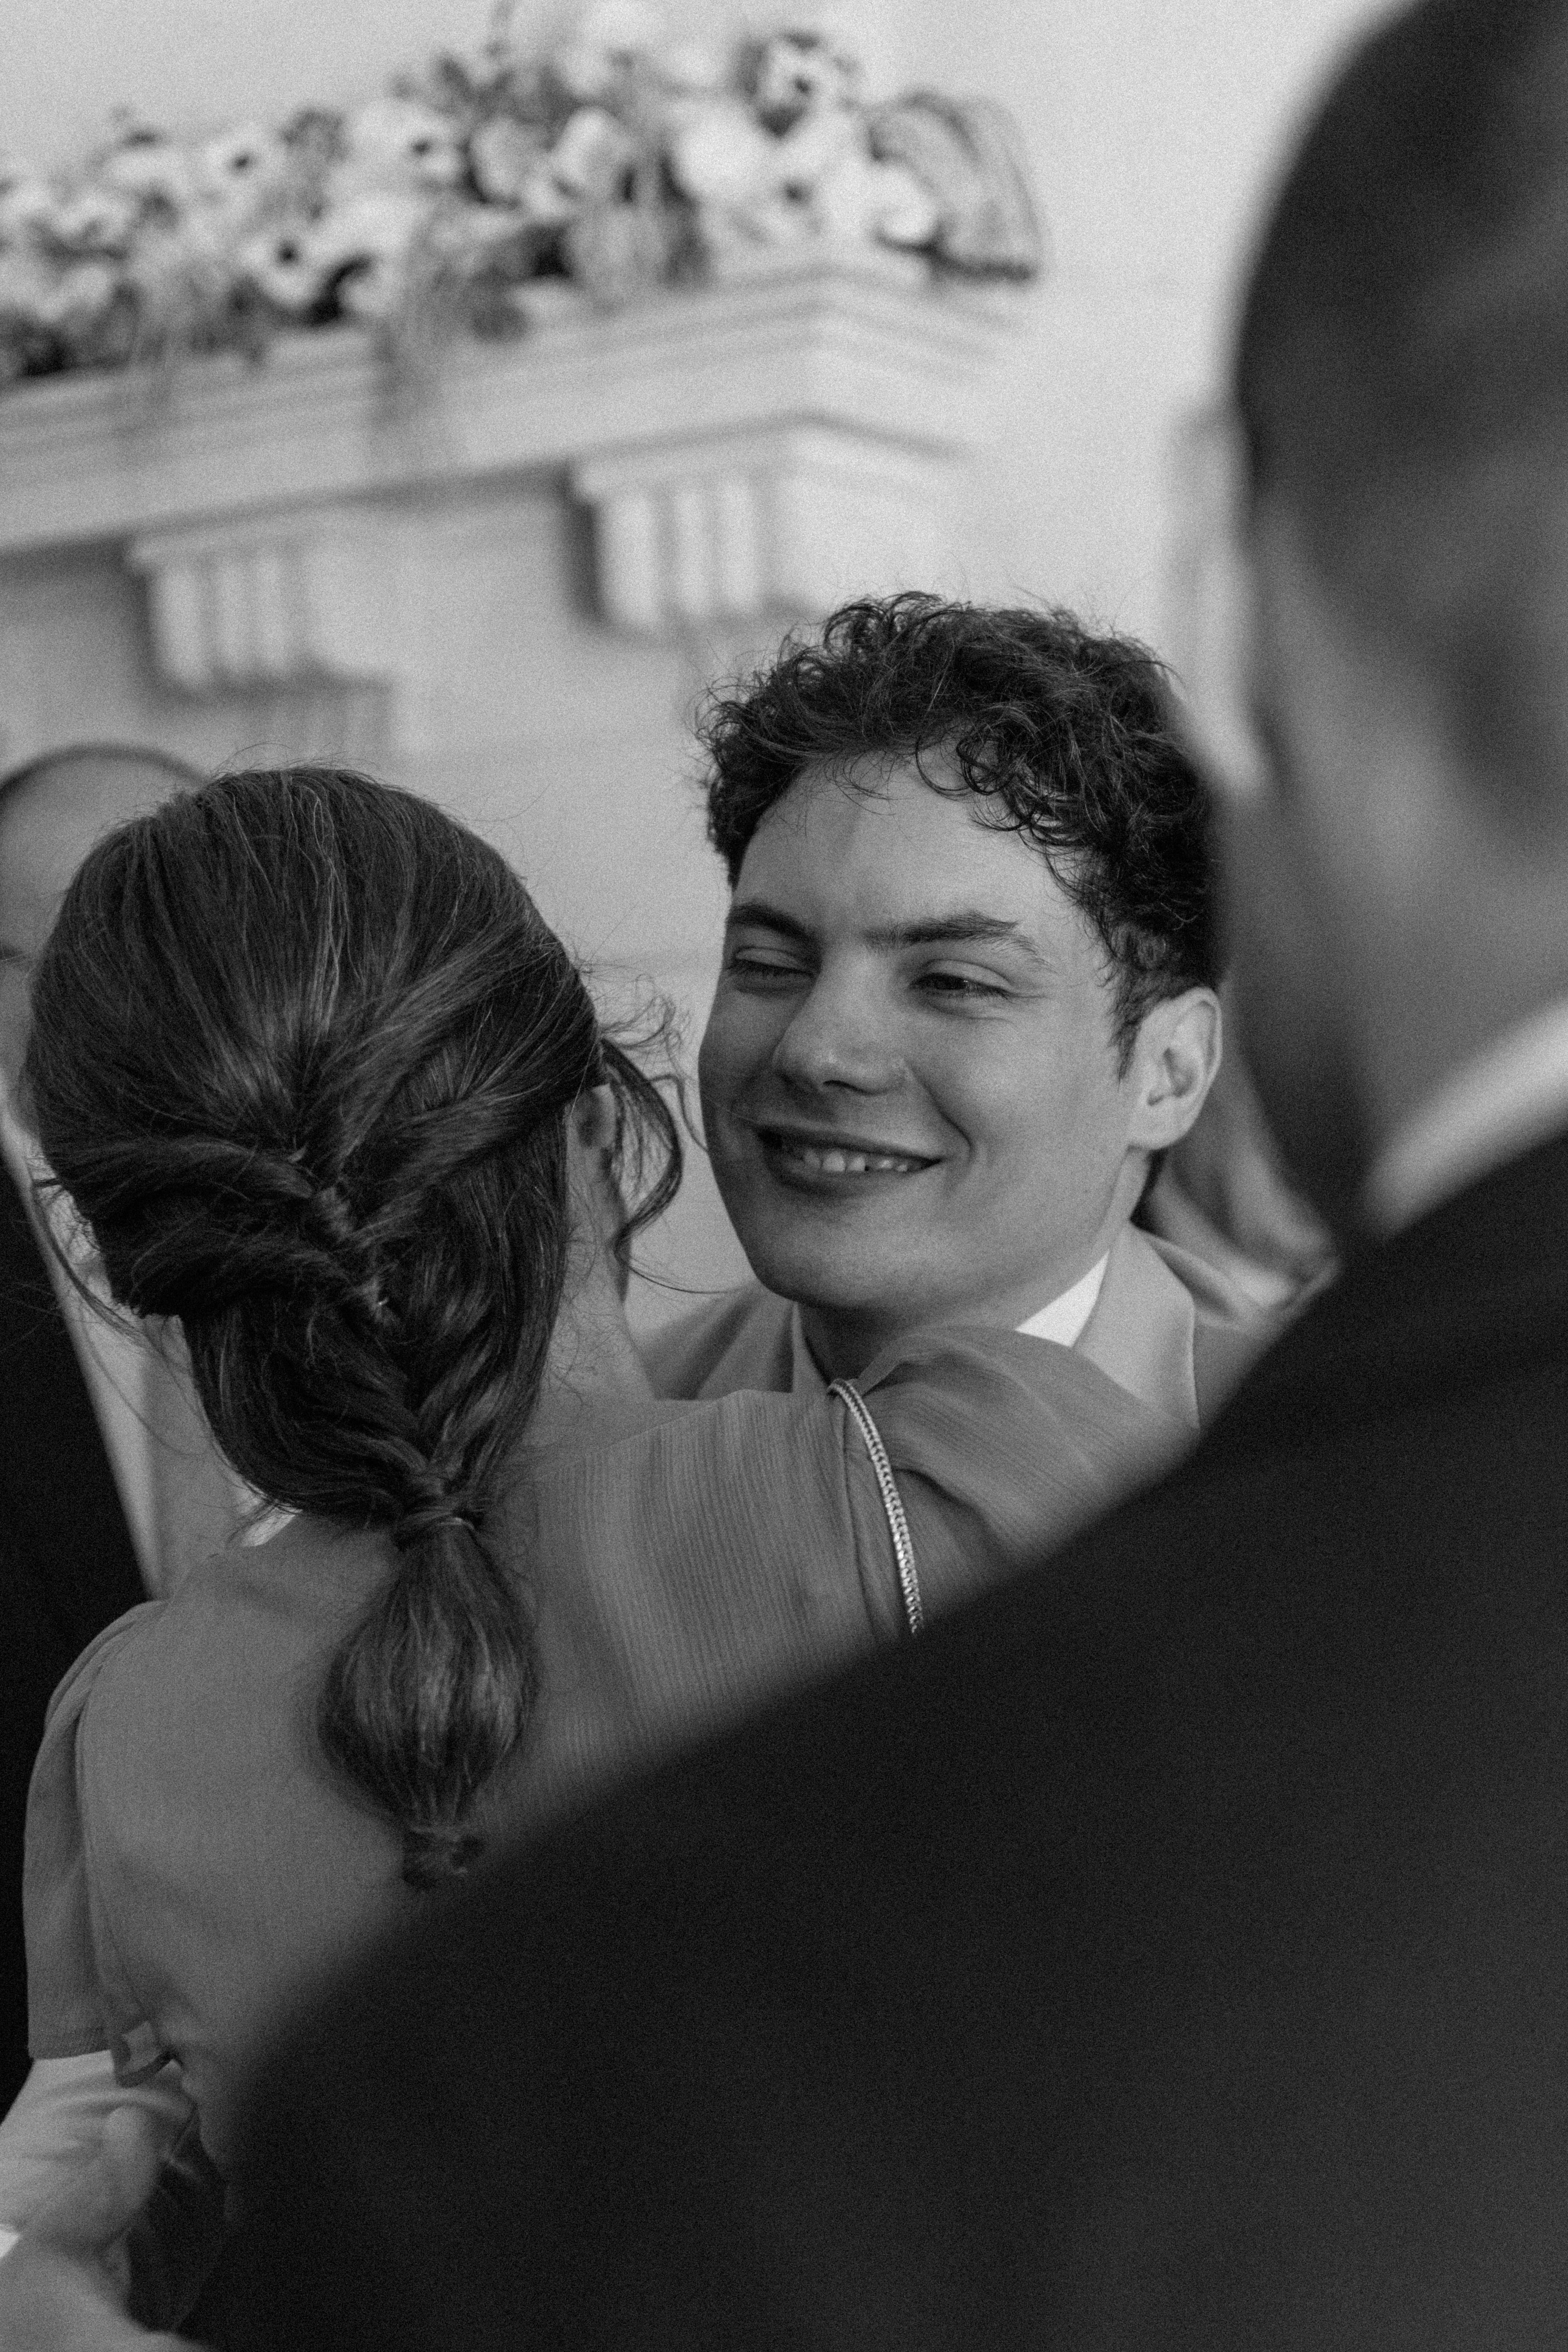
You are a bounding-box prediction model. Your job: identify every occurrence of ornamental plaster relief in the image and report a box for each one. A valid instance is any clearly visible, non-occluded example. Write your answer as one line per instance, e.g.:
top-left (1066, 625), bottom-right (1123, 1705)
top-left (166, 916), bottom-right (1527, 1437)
top-left (0, 257), bottom-right (1011, 684)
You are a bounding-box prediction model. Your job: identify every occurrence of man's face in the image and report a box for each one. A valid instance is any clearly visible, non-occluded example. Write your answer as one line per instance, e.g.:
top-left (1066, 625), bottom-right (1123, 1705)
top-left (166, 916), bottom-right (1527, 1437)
top-left (0, 761), bottom-right (182, 1103)
top-left (699, 751), bottom-right (1158, 1367)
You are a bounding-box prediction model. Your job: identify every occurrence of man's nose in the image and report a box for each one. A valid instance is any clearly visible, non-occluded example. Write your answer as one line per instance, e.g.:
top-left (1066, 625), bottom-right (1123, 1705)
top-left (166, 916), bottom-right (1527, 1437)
top-left (770, 973), bottom-right (901, 1091)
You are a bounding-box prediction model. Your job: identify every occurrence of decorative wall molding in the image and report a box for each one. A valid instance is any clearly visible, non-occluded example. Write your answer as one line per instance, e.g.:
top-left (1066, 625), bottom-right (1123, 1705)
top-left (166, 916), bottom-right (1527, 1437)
top-left (0, 255), bottom-right (1014, 670)
top-left (572, 423), bottom-right (951, 632)
top-left (126, 507), bottom-right (402, 694)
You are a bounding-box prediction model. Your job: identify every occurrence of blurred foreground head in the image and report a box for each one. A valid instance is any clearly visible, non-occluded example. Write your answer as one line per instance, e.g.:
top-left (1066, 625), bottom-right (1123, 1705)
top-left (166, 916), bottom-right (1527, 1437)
top-left (1188, 0), bottom-right (1568, 1229)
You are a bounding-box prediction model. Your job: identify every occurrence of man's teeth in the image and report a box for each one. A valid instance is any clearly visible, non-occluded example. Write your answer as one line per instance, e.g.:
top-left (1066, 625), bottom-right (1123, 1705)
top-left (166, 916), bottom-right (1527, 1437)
top-left (776, 1141), bottom-right (924, 1175)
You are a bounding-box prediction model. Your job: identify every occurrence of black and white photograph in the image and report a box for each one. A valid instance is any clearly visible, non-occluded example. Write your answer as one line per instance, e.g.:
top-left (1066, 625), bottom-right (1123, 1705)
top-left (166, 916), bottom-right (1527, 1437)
top-left (0, 1), bottom-right (1562, 2343)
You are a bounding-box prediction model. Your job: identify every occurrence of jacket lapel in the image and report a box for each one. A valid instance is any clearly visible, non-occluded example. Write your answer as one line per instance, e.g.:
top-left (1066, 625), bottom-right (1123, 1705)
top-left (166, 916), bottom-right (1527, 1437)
top-left (1075, 1224), bottom-right (1202, 1427)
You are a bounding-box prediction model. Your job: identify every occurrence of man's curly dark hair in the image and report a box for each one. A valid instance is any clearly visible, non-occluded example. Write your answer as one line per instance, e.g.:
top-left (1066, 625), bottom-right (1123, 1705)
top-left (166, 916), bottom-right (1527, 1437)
top-left (699, 594), bottom-right (1220, 1066)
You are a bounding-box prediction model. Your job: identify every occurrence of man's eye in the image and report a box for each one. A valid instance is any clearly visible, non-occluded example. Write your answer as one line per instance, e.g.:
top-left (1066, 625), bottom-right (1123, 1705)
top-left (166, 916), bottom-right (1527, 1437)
top-left (916, 971), bottom-right (1007, 1001)
top-left (726, 953), bottom-right (811, 985)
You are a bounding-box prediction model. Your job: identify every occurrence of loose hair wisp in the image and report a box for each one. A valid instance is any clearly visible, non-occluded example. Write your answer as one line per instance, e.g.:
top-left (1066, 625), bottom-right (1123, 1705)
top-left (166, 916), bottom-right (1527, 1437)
top-left (24, 767), bottom-right (679, 1888)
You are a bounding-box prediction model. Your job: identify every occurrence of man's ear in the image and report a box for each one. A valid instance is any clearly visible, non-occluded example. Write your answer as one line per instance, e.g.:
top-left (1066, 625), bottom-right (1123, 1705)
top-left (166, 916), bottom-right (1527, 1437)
top-left (570, 1082), bottom-right (619, 1156)
top-left (1126, 987), bottom-right (1223, 1152)
top-left (1165, 403), bottom-right (1272, 809)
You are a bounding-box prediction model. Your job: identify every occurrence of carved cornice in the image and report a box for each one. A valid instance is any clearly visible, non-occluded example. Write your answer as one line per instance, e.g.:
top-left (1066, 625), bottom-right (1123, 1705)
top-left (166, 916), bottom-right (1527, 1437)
top-left (0, 255), bottom-right (1014, 670)
top-left (124, 507), bottom-right (401, 694)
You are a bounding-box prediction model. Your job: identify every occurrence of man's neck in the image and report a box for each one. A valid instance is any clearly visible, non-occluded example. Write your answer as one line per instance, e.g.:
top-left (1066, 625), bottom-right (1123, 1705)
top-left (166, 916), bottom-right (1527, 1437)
top-left (797, 1239), bottom-right (1125, 1384)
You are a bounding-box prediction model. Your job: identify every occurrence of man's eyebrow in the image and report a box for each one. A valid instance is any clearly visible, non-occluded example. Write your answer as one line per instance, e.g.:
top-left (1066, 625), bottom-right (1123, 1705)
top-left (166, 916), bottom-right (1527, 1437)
top-left (725, 899), bottom-right (815, 944)
top-left (866, 913), bottom-right (1046, 961)
top-left (725, 901), bottom-right (1051, 966)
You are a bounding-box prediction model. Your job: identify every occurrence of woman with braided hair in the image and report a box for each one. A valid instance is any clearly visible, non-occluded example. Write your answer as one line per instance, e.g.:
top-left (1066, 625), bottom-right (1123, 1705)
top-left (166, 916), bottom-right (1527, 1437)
top-left (4, 765), bottom-right (1173, 2264)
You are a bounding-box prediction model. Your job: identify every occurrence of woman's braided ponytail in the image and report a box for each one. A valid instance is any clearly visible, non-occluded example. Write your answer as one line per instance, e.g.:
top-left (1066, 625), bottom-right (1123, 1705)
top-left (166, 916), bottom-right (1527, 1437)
top-left (25, 767), bottom-right (679, 1888)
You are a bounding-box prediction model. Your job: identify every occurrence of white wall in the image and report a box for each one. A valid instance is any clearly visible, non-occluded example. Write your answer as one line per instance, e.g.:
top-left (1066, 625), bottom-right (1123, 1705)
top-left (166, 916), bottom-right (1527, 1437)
top-left (902, 0), bottom-right (1391, 641)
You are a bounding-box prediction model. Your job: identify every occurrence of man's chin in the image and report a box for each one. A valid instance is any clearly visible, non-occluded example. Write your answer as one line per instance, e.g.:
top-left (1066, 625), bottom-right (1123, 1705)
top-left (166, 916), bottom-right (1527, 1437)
top-left (712, 1163), bottom-right (910, 1302)
top-left (722, 1220), bottom-right (898, 1316)
top-left (744, 1254), bottom-right (887, 1316)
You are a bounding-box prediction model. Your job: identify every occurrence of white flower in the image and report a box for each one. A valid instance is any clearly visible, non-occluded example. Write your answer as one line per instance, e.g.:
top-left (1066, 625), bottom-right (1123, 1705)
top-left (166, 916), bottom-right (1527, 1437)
top-left (311, 190), bottom-right (429, 273)
top-left (47, 185), bottom-right (138, 257)
top-left (33, 257), bottom-right (120, 332)
top-left (235, 221), bottom-right (330, 317)
top-left (812, 151), bottom-right (938, 249)
top-left (495, 109), bottom-right (641, 229)
top-left (334, 98), bottom-right (464, 199)
top-left (752, 29), bottom-right (862, 131)
top-left (670, 102), bottom-right (778, 211)
top-left (194, 125), bottom-right (291, 227)
top-left (309, 190), bottom-right (428, 323)
top-left (0, 166), bottom-right (55, 248)
top-left (548, 108), bottom-right (638, 203)
top-left (772, 103), bottom-right (862, 191)
top-left (100, 133), bottom-right (196, 212)
top-left (469, 117), bottom-right (550, 208)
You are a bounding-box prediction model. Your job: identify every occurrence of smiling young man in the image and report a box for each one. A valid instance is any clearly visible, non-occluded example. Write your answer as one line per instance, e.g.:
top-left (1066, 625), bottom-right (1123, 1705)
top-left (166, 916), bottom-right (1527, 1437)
top-left (650, 594), bottom-right (1269, 1427)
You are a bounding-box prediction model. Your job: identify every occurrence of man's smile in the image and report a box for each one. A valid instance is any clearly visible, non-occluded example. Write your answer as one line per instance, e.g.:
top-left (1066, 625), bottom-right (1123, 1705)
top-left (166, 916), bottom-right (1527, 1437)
top-left (751, 1122), bottom-right (940, 1186)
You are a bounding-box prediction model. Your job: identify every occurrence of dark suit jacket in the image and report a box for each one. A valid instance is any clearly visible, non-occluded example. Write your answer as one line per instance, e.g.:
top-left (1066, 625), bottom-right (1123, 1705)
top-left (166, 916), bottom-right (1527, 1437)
top-left (0, 1165), bottom-right (142, 2109)
top-left (223, 1130), bottom-right (1568, 2349)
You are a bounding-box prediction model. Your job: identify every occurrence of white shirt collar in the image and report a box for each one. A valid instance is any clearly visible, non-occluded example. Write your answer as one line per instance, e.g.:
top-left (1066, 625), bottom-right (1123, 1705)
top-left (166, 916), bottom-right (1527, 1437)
top-left (1014, 1254), bottom-right (1109, 1347)
top-left (1365, 996), bottom-right (1568, 1235)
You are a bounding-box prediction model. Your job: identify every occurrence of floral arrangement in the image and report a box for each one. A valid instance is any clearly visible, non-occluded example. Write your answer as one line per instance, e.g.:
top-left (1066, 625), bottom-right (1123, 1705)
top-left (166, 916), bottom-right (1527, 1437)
top-left (0, 2), bottom-right (1045, 394)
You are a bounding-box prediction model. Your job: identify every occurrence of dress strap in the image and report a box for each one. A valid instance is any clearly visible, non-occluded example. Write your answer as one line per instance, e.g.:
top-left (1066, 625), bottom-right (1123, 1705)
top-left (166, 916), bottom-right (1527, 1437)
top-left (828, 1379), bottom-right (923, 1638)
